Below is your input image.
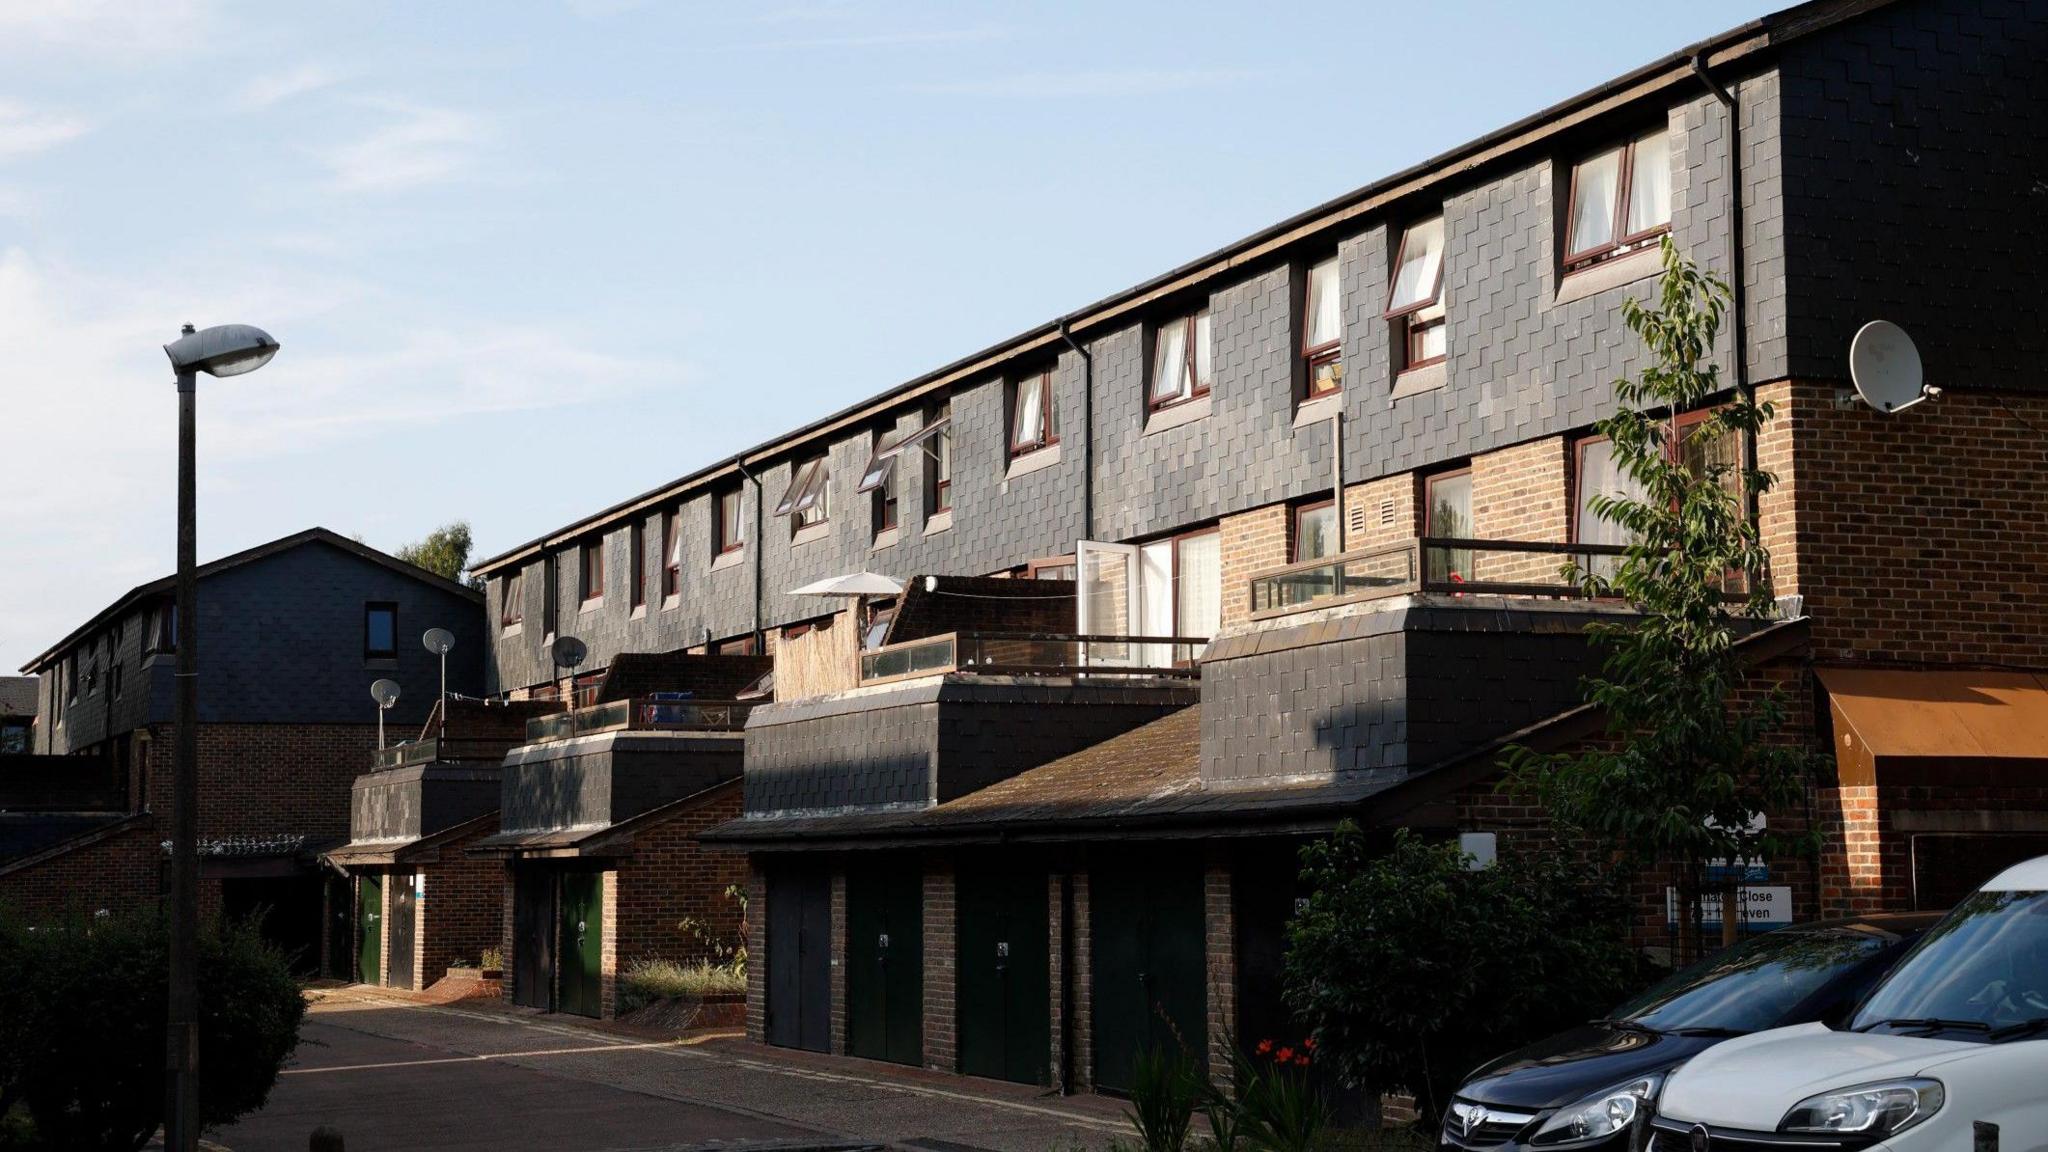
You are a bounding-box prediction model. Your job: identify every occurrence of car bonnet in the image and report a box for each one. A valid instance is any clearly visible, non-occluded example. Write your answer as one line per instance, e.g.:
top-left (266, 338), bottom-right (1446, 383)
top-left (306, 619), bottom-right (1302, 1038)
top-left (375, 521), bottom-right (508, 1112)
top-left (1656, 1023), bottom-right (1977, 1129)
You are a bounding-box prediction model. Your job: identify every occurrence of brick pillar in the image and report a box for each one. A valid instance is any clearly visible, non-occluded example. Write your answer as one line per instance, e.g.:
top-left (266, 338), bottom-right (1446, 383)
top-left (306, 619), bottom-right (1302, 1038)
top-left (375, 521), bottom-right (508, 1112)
top-left (1819, 786), bottom-right (1885, 916)
top-left (744, 865), bottom-right (767, 1041)
top-left (922, 858), bottom-right (957, 1073)
top-left (1047, 872), bottom-right (1066, 1093)
top-left (410, 871), bottom-right (426, 992)
top-left (600, 869), bottom-right (620, 1019)
top-left (318, 876), bottom-right (334, 980)
top-left (378, 871), bottom-right (392, 988)
top-left (500, 867), bottom-right (518, 1004)
top-left (1203, 865), bottom-right (1236, 1094)
top-left (1071, 870), bottom-right (1092, 1090)
top-left (829, 868), bottom-right (848, 1055)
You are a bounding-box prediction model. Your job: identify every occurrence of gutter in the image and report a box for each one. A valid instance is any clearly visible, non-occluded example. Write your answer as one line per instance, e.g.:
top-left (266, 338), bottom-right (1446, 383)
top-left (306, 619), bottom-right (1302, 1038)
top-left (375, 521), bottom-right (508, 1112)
top-left (1691, 52), bottom-right (1763, 532)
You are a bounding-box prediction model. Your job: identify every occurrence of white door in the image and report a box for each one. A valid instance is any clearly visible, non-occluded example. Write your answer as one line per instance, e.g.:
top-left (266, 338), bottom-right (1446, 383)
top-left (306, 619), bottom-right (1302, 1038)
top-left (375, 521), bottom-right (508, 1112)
top-left (1076, 541), bottom-right (1139, 666)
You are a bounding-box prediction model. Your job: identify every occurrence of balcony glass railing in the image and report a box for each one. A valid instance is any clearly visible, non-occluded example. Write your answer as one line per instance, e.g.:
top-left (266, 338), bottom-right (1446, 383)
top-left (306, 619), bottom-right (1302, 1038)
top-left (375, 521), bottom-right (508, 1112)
top-left (522, 696), bottom-right (754, 743)
top-left (369, 736), bottom-right (524, 770)
top-left (858, 631), bottom-right (1206, 685)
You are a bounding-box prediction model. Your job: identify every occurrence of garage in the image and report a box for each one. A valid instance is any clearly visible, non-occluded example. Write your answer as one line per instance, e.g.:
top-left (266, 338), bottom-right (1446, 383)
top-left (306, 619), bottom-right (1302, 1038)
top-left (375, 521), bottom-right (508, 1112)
top-left (357, 872), bottom-right (383, 986)
top-left (766, 865), bottom-right (832, 1052)
top-left (557, 870), bottom-right (603, 1018)
top-left (845, 858), bottom-right (923, 1066)
top-left (1090, 858), bottom-right (1206, 1093)
top-left (956, 863), bottom-right (1050, 1085)
top-left (387, 870), bottom-right (417, 991)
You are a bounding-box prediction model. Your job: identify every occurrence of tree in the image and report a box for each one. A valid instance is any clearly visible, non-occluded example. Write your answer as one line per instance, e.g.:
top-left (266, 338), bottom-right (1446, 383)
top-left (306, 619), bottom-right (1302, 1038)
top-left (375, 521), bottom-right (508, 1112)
top-left (1283, 827), bottom-right (1640, 1129)
top-left (394, 521), bottom-right (477, 586)
top-left (1503, 238), bottom-right (1815, 963)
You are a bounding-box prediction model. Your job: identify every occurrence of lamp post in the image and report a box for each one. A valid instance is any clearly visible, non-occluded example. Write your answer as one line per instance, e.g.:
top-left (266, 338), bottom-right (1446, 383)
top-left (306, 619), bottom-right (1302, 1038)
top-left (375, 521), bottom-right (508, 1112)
top-left (160, 322), bottom-right (279, 1152)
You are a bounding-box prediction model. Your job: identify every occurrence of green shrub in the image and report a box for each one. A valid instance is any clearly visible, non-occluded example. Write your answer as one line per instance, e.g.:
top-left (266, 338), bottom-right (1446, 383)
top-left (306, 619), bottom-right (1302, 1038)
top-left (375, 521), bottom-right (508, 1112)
top-left (616, 957), bottom-right (745, 1013)
top-left (0, 907), bottom-right (306, 1151)
top-left (479, 947), bottom-right (504, 971)
top-left (1125, 1045), bottom-right (1201, 1152)
top-left (1283, 826), bottom-right (1641, 1129)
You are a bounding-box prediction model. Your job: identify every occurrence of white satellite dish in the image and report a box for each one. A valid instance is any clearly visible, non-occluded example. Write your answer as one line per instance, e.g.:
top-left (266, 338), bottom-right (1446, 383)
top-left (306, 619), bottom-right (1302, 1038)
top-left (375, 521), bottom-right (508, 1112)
top-left (1850, 320), bottom-right (1939, 413)
top-left (370, 679), bottom-right (402, 708)
top-left (422, 627), bottom-right (456, 655)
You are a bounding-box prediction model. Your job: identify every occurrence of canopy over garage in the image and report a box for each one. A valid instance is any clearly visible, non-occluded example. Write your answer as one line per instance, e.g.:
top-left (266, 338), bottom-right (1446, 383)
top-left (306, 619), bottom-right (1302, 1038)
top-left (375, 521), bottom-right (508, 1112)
top-left (1819, 668), bottom-right (2048, 786)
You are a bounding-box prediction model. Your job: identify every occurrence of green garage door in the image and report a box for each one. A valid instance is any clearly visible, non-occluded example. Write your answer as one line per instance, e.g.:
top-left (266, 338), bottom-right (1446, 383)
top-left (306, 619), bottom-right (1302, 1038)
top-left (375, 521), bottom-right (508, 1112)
top-left (1091, 862), bottom-right (1206, 1094)
top-left (558, 871), bottom-right (603, 1018)
top-left (357, 873), bottom-right (383, 987)
top-left (846, 860), bottom-right (923, 1067)
top-left (957, 865), bottom-right (1050, 1085)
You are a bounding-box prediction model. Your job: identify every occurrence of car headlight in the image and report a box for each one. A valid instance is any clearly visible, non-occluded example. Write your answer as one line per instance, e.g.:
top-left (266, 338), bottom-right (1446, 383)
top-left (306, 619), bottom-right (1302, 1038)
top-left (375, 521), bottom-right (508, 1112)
top-left (1780, 1079), bottom-right (1943, 1137)
top-left (1529, 1075), bottom-right (1662, 1146)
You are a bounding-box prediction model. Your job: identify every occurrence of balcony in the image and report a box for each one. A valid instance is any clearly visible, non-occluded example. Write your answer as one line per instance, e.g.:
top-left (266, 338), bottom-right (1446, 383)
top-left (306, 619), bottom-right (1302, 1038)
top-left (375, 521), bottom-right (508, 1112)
top-left (522, 696), bottom-right (756, 744)
top-left (370, 736), bottom-right (526, 770)
top-left (858, 632), bottom-right (1207, 686)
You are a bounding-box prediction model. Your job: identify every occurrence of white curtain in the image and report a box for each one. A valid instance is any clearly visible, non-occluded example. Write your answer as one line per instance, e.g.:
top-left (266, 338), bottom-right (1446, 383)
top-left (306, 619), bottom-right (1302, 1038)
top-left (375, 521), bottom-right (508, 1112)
top-left (1192, 310), bottom-right (1214, 391)
top-left (1306, 258), bottom-right (1342, 347)
top-left (1389, 217), bottom-right (1445, 312)
top-left (1151, 320), bottom-right (1189, 403)
top-left (1575, 440), bottom-right (1645, 548)
top-left (1176, 532), bottom-right (1221, 641)
top-left (1626, 130), bottom-right (1672, 237)
top-left (1569, 148), bottom-right (1621, 254)
top-left (1011, 377), bottom-right (1043, 449)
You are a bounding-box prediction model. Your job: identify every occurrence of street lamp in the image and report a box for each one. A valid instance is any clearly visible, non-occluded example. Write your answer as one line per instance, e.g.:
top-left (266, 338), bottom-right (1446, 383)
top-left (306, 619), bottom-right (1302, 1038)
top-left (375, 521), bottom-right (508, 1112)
top-left (160, 322), bottom-right (280, 1152)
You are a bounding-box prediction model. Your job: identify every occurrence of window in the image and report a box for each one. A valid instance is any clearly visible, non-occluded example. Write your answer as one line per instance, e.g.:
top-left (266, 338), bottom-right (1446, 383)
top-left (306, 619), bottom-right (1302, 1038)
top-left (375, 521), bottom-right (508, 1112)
top-left (1149, 309), bottom-right (1213, 410)
top-left (365, 602), bottom-right (398, 659)
top-left (1302, 256), bottom-right (1343, 397)
top-left (924, 404), bottom-right (953, 516)
top-left (774, 455), bottom-right (830, 532)
top-left (67, 655), bottom-right (78, 702)
top-left (1026, 555), bottom-right (1077, 582)
top-left (500, 569), bottom-right (524, 628)
top-left (542, 553), bottom-right (559, 636)
top-left (110, 659), bottom-right (123, 702)
top-left (858, 427), bottom-right (900, 536)
top-left (579, 539), bottom-right (604, 602)
top-left (629, 521), bottom-right (646, 609)
top-left (1384, 216), bottom-right (1447, 372)
top-left (1293, 500), bottom-right (1339, 563)
top-left (85, 654), bottom-right (98, 697)
top-left (1573, 435), bottom-right (1648, 580)
top-left (715, 486), bottom-right (745, 555)
top-left (715, 635), bottom-right (757, 656)
top-left (146, 601), bottom-right (177, 656)
top-left (1565, 127), bottom-right (1671, 271)
top-left (1424, 469), bottom-right (1474, 583)
top-left (1009, 369), bottom-right (1057, 457)
top-left (660, 509), bottom-right (680, 598)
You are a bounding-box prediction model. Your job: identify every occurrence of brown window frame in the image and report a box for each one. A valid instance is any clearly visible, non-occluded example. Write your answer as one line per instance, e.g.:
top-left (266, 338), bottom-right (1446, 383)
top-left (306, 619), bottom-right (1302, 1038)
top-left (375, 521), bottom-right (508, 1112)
top-left (1563, 128), bottom-right (1672, 273)
top-left (500, 569), bottom-right (524, 628)
top-left (1301, 255), bottom-right (1343, 398)
top-left (781, 454), bottom-right (831, 533)
top-left (659, 509), bottom-right (681, 599)
top-left (1383, 217), bottom-right (1447, 372)
top-left (925, 403), bottom-right (953, 516)
top-left (1422, 467), bottom-right (1473, 536)
top-left (364, 601), bottom-right (398, 660)
top-left (1147, 308), bottom-right (1213, 412)
top-left (1024, 554), bottom-right (1077, 582)
top-left (714, 634), bottom-right (757, 657)
top-left (1291, 499), bottom-right (1337, 563)
top-left (1569, 409), bottom-right (1737, 541)
top-left (869, 428), bottom-right (899, 536)
top-left (629, 520), bottom-right (646, 609)
top-left (1008, 369), bottom-right (1058, 459)
top-left (579, 539), bottom-right (604, 603)
top-left (714, 486), bottom-right (745, 556)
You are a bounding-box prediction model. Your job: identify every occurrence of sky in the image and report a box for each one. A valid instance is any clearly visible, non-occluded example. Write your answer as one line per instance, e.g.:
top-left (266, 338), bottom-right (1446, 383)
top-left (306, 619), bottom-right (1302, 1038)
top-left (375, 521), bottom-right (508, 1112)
top-left (0, 0), bottom-right (1773, 672)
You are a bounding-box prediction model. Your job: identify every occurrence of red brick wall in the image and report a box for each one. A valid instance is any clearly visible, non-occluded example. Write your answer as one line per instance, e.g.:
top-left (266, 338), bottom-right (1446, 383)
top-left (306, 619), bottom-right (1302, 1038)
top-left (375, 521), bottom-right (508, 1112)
top-left (1220, 505), bottom-right (1289, 630)
top-left (829, 868), bottom-right (848, 1054)
top-left (1766, 382), bottom-right (2048, 665)
top-left (1470, 436), bottom-right (1570, 584)
top-left (0, 818), bottom-right (161, 922)
top-left (1069, 870), bottom-right (1093, 1090)
top-left (922, 859), bottom-right (957, 1072)
top-left (1344, 474), bottom-right (1419, 552)
top-left (1047, 872), bottom-right (1069, 1092)
top-left (1202, 864), bottom-right (1235, 1093)
top-left (139, 722), bottom-right (378, 842)
top-left (607, 784), bottom-right (750, 1018)
top-left (419, 819), bottom-right (504, 986)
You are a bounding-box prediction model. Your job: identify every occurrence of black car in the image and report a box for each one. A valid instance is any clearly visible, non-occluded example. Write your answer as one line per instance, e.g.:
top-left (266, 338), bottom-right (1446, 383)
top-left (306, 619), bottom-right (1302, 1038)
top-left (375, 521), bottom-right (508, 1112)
top-left (1438, 912), bottom-right (1939, 1151)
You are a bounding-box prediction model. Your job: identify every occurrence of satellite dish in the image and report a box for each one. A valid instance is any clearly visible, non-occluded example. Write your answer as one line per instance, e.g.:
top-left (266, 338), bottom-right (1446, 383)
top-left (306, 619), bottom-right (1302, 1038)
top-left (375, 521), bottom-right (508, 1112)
top-left (370, 678), bottom-right (402, 709)
top-left (551, 635), bottom-right (587, 669)
top-left (422, 627), bottom-right (456, 655)
top-left (1850, 320), bottom-right (1938, 413)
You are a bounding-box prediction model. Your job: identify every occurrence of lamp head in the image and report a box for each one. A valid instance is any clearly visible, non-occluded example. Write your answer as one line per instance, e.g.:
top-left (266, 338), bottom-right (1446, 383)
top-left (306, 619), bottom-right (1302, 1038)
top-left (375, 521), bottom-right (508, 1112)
top-left (164, 323), bottom-right (280, 379)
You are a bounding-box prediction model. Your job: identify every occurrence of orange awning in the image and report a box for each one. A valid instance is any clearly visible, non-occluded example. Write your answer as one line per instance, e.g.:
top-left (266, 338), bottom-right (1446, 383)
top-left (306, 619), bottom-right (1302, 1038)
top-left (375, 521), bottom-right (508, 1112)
top-left (1817, 667), bottom-right (2048, 787)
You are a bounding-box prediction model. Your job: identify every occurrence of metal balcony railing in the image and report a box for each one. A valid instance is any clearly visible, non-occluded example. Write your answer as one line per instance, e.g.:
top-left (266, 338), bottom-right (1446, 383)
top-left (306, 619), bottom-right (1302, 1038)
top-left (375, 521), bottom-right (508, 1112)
top-left (521, 696), bottom-right (754, 743)
top-left (369, 736), bottom-right (524, 770)
top-left (1245, 536), bottom-right (1707, 619)
top-left (858, 631), bottom-right (1206, 686)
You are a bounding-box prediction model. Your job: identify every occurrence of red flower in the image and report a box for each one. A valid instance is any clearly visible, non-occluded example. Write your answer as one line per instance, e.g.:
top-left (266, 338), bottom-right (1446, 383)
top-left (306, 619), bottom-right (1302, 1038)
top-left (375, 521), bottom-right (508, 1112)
top-left (1294, 1054), bottom-right (1311, 1067)
top-left (1303, 1036), bottom-right (1317, 1051)
top-left (1255, 1039), bottom-right (1273, 1055)
top-left (1275, 1047), bottom-right (1295, 1063)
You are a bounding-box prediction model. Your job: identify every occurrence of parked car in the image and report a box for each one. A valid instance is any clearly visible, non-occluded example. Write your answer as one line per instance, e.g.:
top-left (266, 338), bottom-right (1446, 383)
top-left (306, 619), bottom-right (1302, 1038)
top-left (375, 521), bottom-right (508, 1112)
top-left (1440, 912), bottom-right (1940, 1151)
top-left (1650, 856), bottom-right (2048, 1149)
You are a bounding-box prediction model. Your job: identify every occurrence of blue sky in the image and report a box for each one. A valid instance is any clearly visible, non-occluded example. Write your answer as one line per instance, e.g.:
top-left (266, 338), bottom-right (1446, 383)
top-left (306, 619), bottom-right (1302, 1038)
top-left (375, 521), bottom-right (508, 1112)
top-left (0, 0), bottom-right (1770, 670)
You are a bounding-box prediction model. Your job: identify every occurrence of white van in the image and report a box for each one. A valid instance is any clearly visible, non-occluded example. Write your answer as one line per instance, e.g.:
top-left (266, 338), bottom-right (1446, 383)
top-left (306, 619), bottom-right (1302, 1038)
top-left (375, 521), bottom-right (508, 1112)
top-left (1649, 856), bottom-right (2048, 1149)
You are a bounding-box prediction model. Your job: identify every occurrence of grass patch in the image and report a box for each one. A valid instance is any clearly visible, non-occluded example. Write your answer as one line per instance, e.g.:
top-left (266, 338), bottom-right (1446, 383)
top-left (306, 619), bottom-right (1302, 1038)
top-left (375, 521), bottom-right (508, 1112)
top-left (617, 958), bottom-right (745, 1013)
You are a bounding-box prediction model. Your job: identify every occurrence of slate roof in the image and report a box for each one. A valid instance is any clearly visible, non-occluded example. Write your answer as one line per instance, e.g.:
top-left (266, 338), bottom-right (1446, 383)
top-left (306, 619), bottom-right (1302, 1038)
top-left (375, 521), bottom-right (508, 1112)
top-left (0, 677), bottom-right (37, 718)
top-left (470, 778), bottom-right (738, 859)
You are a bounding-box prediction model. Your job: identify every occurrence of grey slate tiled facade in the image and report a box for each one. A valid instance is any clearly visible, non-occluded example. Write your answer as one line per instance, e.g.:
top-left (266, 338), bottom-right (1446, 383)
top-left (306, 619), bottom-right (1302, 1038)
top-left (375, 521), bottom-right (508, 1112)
top-left (349, 762), bottom-right (500, 845)
top-left (33, 532), bottom-right (485, 754)
top-left (741, 678), bottom-right (1199, 815)
top-left (497, 731), bottom-right (742, 834)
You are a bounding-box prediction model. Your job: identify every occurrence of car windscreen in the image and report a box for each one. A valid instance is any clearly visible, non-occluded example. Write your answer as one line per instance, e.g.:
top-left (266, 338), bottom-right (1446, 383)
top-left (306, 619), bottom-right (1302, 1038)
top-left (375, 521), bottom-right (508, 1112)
top-left (1852, 890), bottom-right (2048, 1036)
top-left (1610, 928), bottom-right (1889, 1033)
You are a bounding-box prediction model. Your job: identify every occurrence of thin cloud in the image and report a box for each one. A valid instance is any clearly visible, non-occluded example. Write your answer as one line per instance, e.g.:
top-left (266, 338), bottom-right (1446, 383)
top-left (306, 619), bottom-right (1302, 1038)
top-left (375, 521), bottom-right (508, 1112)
top-left (240, 64), bottom-right (341, 110)
top-left (313, 100), bottom-right (490, 193)
top-left (0, 0), bottom-right (213, 58)
top-left (904, 68), bottom-right (1261, 98)
top-left (716, 26), bottom-right (1011, 52)
top-left (0, 101), bottom-right (91, 160)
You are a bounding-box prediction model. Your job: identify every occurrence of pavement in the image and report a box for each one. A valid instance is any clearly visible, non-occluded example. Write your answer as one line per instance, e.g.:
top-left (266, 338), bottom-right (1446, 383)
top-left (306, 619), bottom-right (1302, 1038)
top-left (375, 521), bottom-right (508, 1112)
top-left (216, 987), bottom-right (1132, 1152)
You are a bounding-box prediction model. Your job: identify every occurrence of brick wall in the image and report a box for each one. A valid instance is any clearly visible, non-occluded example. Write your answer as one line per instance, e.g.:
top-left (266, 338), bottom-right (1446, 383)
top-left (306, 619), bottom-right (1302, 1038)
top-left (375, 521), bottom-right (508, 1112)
top-left (921, 859), bottom-right (957, 1072)
top-left (1046, 872), bottom-right (1068, 1092)
top-left (0, 818), bottom-right (160, 922)
top-left (1470, 436), bottom-right (1570, 585)
top-left (140, 721), bottom-right (379, 842)
top-left (1069, 870), bottom-right (1092, 1090)
top-left (607, 784), bottom-right (750, 1019)
top-left (744, 865), bottom-right (768, 1040)
top-left (1343, 474), bottom-right (1418, 552)
top-left (829, 869), bottom-right (848, 1055)
top-left (1202, 865), bottom-right (1236, 1094)
top-left (1219, 505), bottom-right (1289, 630)
top-left (600, 870), bottom-right (621, 1018)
